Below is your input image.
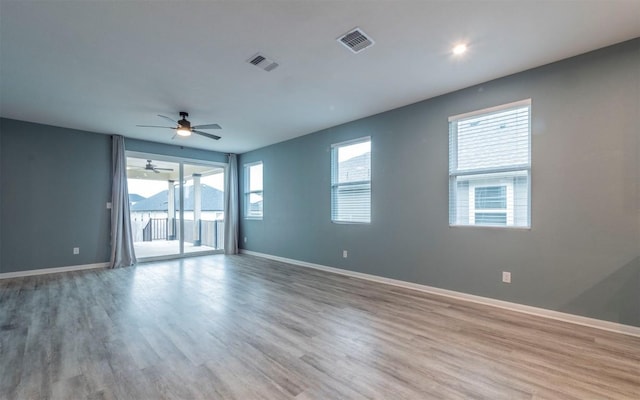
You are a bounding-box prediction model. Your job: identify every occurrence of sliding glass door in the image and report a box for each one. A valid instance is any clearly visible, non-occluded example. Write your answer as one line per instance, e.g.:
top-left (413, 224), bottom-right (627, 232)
top-left (181, 162), bottom-right (225, 254)
top-left (127, 158), bottom-right (181, 258)
top-left (126, 154), bottom-right (225, 261)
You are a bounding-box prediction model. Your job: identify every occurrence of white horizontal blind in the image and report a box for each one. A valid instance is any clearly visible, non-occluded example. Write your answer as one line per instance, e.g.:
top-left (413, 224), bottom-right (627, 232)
top-left (331, 137), bottom-right (371, 223)
top-left (449, 100), bottom-right (531, 227)
top-left (244, 161), bottom-right (263, 219)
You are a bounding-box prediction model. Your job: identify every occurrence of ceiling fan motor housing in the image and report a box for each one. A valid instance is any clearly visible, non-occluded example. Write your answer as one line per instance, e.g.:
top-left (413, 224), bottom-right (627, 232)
top-left (178, 111), bottom-right (191, 129)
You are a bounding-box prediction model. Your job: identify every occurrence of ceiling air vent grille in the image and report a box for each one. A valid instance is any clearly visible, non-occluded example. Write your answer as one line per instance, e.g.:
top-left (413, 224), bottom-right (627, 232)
top-left (338, 27), bottom-right (374, 53)
top-left (247, 53), bottom-right (279, 72)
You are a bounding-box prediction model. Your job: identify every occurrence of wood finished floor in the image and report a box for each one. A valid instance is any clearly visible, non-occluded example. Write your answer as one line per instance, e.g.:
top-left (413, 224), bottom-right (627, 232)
top-left (1, 255), bottom-right (639, 400)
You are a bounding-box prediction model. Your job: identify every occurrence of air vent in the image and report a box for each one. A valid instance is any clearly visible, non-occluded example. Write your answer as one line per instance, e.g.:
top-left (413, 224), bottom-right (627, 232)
top-left (250, 55), bottom-right (265, 65)
top-left (247, 53), bottom-right (279, 72)
top-left (337, 27), bottom-right (374, 53)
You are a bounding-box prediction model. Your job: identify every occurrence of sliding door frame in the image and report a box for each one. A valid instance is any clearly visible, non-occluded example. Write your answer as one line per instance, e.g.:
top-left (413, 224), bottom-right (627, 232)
top-left (126, 151), bottom-right (228, 262)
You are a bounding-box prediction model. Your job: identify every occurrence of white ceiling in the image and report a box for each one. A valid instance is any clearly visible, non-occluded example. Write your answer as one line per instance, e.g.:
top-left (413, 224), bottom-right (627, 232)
top-left (1, 1), bottom-right (639, 154)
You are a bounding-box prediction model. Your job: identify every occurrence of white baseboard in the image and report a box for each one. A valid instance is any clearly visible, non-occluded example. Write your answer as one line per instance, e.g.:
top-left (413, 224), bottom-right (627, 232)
top-left (240, 249), bottom-right (640, 338)
top-left (0, 262), bottom-right (109, 279)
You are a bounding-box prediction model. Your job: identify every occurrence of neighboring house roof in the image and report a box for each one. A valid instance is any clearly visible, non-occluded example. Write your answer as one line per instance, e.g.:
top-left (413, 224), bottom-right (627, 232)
top-left (338, 152), bottom-right (371, 182)
top-left (129, 193), bottom-right (146, 203)
top-left (131, 184), bottom-right (224, 211)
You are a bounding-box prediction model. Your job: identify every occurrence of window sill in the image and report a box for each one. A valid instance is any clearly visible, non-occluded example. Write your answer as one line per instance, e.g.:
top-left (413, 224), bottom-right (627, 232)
top-left (449, 224), bottom-right (531, 231)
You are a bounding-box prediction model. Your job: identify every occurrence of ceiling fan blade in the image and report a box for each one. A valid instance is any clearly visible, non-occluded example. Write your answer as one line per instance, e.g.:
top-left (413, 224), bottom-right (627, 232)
top-left (192, 130), bottom-right (221, 140)
top-left (192, 123), bottom-right (222, 130)
top-left (158, 114), bottom-right (179, 124)
top-left (152, 169), bottom-right (160, 173)
top-left (136, 125), bottom-right (175, 129)
top-left (154, 167), bottom-right (174, 171)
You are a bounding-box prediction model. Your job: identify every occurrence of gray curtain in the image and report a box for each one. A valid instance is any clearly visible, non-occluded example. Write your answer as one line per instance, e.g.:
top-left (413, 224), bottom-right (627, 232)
top-left (224, 154), bottom-right (239, 254)
top-left (109, 135), bottom-right (137, 268)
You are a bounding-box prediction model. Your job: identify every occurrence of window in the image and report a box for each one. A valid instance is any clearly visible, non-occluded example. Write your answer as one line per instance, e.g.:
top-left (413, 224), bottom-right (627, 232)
top-left (331, 137), bottom-right (371, 223)
top-left (449, 99), bottom-right (531, 228)
top-left (244, 161), bottom-right (263, 219)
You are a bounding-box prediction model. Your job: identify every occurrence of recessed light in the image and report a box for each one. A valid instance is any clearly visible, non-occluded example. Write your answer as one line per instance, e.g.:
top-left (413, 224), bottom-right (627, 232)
top-left (452, 43), bottom-right (467, 55)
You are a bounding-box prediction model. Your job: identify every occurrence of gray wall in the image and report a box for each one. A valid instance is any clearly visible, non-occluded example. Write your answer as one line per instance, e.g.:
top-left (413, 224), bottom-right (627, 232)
top-left (239, 39), bottom-right (640, 327)
top-left (1, 118), bottom-right (112, 272)
top-left (0, 119), bottom-right (227, 273)
top-left (0, 119), bottom-right (3, 268)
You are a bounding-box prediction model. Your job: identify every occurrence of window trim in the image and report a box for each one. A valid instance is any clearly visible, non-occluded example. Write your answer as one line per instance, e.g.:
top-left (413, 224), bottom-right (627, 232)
top-left (449, 99), bottom-right (532, 229)
top-left (331, 136), bottom-right (372, 224)
top-left (448, 98), bottom-right (532, 122)
top-left (244, 161), bottom-right (263, 220)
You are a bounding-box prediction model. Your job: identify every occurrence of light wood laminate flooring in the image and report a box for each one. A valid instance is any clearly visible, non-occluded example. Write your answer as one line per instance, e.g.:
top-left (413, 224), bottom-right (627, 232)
top-left (1, 255), bottom-right (639, 399)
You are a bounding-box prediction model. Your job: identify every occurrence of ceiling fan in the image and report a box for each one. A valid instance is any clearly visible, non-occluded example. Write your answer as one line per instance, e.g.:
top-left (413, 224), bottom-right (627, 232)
top-left (137, 112), bottom-right (222, 140)
top-left (133, 160), bottom-right (174, 174)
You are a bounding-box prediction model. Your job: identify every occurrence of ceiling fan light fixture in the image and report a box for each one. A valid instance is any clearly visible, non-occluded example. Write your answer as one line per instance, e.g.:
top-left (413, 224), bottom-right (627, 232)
top-left (176, 127), bottom-right (191, 136)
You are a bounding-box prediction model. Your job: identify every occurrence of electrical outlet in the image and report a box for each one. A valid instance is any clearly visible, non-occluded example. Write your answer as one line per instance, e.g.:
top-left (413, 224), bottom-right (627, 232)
top-left (343, 250), bottom-right (348, 258)
top-left (73, 247), bottom-right (80, 255)
top-left (502, 271), bottom-right (511, 283)
top-left (244, 237), bottom-right (247, 243)
top-left (106, 202), bottom-right (112, 209)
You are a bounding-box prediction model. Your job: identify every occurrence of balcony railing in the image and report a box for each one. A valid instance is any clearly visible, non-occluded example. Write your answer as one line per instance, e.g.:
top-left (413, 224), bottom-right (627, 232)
top-left (141, 218), bottom-right (224, 249)
top-left (142, 218), bottom-right (174, 241)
